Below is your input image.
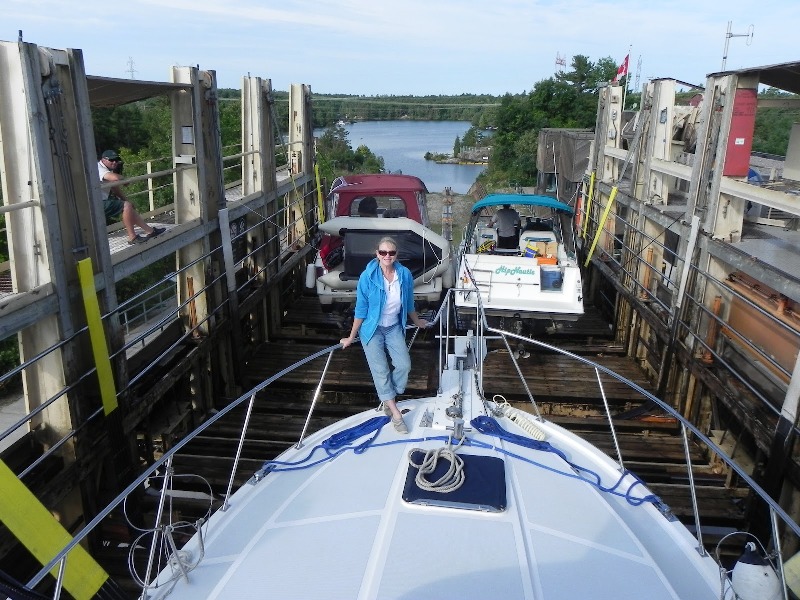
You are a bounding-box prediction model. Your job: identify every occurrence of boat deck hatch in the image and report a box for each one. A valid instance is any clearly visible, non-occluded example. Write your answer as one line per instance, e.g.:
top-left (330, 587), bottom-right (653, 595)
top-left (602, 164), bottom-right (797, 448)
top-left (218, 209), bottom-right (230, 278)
top-left (402, 452), bottom-right (506, 512)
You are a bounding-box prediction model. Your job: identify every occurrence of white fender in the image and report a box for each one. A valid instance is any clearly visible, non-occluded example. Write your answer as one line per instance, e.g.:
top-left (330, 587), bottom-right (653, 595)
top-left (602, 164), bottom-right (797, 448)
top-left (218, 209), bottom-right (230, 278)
top-left (442, 260), bottom-right (455, 289)
top-left (731, 542), bottom-right (782, 600)
top-left (305, 264), bottom-right (317, 289)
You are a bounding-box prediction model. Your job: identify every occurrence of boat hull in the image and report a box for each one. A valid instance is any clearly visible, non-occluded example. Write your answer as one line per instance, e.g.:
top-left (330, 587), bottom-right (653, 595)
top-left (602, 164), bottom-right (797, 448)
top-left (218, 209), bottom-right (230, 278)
top-left (456, 252), bottom-right (584, 319)
top-left (148, 337), bottom-right (728, 600)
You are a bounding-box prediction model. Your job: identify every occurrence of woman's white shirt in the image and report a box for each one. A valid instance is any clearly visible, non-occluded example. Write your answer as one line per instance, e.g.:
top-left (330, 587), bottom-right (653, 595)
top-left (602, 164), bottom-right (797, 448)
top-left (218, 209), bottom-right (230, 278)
top-left (379, 273), bottom-right (402, 326)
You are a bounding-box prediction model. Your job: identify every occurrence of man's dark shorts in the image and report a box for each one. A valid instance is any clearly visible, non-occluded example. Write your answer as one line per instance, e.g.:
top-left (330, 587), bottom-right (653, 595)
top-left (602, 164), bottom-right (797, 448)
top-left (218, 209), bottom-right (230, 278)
top-left (104, 194), bottom-right (124, 222)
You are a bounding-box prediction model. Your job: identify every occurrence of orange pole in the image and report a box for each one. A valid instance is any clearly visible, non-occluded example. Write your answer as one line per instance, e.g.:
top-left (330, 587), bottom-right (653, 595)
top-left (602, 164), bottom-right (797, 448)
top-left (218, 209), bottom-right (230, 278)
top-left (187, 276), bottom-right (200, 339)
top-left (701, 296), bottom-right (723, 365)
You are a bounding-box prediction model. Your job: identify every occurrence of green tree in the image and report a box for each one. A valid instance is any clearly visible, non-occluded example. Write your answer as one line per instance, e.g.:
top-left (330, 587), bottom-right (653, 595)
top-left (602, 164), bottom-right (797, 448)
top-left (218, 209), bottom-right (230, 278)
top-left (590, 57), bottom-right (619, 91)
top-left (462, 126), bottom-right (481, 147)
top-left (93, 104), bottom-right (149, 154)
top-left (481, 54), bottom-right (613, 189)
top-left (316, 125), bottom-right (384, 184)
top-left (753, 88), bottom-right (800, 155)
top-left (491, 93), bottom-right (534, 174)
top-left (556, 55), bottom-right (594, 92)
top-left (511, 129), bottom-right (540, 184)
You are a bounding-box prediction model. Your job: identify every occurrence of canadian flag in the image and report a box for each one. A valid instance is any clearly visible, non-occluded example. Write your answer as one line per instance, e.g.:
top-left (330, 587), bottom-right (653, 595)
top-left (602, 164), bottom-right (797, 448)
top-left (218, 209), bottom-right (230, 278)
top-left (613, 54), bottom-right (629, 83)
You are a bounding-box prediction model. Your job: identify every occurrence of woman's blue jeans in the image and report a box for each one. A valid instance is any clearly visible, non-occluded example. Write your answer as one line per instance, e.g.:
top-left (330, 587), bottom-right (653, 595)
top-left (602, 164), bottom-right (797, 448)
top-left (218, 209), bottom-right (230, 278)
top-left (362, 323), bottom-right (411, 402)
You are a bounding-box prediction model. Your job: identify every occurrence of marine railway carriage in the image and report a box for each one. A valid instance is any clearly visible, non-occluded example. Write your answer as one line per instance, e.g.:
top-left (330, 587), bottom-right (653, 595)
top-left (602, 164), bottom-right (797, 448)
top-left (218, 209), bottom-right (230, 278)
top-left (456, 194), bottom-right (584, 327)
top-left (307, 174), bottom-right (453, 311)
top-left (66, 292), bottom-right (787, 600)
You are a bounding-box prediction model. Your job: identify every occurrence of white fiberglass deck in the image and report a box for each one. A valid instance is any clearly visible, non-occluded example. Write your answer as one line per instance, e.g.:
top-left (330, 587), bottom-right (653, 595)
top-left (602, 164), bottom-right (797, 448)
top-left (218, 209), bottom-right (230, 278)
top-left (457, 252), bottom-right (584, 318)
top-left (149, 340), bottom-right (723, 600)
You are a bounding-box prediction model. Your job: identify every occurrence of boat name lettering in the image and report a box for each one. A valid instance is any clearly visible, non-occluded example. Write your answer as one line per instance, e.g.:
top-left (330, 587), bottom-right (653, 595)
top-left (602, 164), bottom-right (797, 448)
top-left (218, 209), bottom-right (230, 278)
top-left (495, 265), bottom-right (536, 276)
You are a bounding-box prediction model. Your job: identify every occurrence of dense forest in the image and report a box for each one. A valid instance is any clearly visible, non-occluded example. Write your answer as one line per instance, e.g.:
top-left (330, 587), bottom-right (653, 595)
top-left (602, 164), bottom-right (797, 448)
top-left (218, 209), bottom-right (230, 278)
top-left (309, 93), bottom-right (499, 125)
top-left (478, 55), bottom-right (619, 189)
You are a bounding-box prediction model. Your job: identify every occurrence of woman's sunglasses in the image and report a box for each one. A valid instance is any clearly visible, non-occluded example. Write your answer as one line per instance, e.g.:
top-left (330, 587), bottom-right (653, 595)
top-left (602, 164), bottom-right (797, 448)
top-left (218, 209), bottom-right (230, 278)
top-left (377, 250), bottom-right (397, 256)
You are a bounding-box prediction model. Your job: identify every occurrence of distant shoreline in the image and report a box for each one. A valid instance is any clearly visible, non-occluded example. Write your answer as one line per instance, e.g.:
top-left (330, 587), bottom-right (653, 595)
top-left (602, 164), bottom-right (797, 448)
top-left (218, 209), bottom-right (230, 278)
top-left (434, 158), bottom-right (487, 166)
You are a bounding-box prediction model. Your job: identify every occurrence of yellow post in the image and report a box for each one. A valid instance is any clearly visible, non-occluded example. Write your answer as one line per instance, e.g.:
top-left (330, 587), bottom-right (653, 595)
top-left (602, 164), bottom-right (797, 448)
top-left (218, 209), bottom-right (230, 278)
top-left (314, 163), bottom-right (325, 224)
top-left (0, 460), bottom-right (108, 599)
top-left (581, 170), bottom-right (596, 240)
top-left (77, 258), bottom-right (118, 415)
top-left (584, 186), bottom-right (618, 268)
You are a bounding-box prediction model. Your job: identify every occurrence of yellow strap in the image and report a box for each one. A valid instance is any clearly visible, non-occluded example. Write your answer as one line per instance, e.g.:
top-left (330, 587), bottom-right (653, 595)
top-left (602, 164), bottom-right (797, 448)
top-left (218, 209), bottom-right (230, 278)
top-left (314, 163), bottom-right (325, 224)
top-left (581, 171), bottom-right (596, 240)
top-left (77, 258), bottom-right (118, 415)
top-left (584, 186), bottom-right (618, 268)
top-left (0, 460), bottom-right (108, 599)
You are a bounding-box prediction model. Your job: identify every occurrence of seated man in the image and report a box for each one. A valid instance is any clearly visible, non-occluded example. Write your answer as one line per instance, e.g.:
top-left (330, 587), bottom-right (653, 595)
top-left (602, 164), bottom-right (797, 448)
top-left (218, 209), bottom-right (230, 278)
top-left (357, 196), bottom-right (378, 217)
top-left (490, 204), bottom-right (521, 250)
top-left (98, 150), bottom-right (165, 245)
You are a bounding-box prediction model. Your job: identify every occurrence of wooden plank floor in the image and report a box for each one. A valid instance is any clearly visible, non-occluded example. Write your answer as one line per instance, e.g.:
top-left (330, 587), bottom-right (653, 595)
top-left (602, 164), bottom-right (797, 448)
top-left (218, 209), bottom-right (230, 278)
top-left (481, 349), bottom-right (654, 404)
top-left (244, 339), bottom-right (655, 409)
top-left (278, 296), bottom-right (618, 347)
top-left (244, 341), bottom-right (436, 395)
top-left (263, 295), bottom-right (641, 405)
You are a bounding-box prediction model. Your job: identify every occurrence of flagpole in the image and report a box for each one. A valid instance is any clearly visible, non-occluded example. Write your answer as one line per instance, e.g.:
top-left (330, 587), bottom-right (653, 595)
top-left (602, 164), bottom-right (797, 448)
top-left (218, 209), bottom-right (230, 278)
top-left (621, 45), bottom-right (631, 111)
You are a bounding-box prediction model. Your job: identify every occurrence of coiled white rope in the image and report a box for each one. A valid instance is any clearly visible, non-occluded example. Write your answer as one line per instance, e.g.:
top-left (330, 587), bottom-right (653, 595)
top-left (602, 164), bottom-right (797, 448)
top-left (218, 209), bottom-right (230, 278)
top-left (493, 395), bottom-right (547, 441)
top-left (408, 437), bottom-right (465, 493)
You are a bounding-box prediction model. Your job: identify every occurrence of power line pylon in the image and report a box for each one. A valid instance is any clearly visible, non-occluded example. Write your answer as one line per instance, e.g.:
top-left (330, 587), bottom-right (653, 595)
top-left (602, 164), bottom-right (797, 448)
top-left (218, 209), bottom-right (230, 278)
top-left (126, 57), bottom-right (137, 79)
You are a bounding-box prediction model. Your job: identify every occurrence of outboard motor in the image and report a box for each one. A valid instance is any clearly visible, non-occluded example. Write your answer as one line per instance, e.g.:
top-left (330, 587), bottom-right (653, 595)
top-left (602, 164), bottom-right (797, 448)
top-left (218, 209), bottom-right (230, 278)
top-left (731, 542), bottom-right (782, 600)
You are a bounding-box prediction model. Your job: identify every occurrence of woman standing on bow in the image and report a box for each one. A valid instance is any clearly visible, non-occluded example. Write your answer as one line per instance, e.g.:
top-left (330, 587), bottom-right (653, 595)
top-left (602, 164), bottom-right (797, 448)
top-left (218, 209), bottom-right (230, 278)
top-left (340, 236), bottom-right (429, 433)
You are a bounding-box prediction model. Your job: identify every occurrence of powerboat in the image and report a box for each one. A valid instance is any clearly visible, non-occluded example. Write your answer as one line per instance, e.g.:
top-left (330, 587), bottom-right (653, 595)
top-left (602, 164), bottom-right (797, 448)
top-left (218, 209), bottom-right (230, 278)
top-left (456, 194), bottom-right (583, 324)
top-left (306, 174), bottom-right (453, 311)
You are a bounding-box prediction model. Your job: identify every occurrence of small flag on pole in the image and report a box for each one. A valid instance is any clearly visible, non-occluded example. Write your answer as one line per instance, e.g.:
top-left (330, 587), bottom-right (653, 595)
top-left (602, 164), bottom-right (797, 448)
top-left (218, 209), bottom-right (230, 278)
top-left (613, 54), bottom-right (629, 82)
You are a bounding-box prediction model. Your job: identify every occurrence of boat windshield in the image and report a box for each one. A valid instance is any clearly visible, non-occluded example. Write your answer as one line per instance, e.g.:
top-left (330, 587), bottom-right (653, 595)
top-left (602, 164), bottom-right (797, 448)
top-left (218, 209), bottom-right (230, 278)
top-left (350, 194), bottom-right (409, 218)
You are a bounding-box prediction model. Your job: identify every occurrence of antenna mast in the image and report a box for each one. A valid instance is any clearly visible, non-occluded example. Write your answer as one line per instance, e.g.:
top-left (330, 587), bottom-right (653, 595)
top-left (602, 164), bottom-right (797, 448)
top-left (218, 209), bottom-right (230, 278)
top-left (555, 52), bottom-right (566, 72)
top-left (721, 21), bottom-right (754, 71)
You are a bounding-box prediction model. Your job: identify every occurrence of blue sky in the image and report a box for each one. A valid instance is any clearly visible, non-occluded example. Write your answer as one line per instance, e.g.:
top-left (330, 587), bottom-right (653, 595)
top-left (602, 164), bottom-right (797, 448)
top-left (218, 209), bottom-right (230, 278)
top-left (3, 1), bottom-right (798, 95)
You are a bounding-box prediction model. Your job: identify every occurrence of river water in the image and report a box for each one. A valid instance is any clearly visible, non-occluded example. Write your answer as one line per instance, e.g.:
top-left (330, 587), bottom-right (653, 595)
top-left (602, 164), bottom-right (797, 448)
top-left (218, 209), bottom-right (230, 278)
top-left (338, 120), bottom-right (485, 194)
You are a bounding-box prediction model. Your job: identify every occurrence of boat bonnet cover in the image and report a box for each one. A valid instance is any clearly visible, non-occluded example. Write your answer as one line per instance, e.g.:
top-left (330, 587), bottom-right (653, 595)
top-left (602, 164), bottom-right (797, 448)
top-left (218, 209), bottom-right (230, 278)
top-left (472, 194), bottom-right (574, 215)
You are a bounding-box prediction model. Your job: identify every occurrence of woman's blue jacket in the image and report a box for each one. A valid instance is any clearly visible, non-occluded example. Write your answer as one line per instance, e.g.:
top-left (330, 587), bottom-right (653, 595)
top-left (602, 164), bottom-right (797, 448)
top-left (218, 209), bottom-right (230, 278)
top-left (354, 259), bottom-right (415, 344)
